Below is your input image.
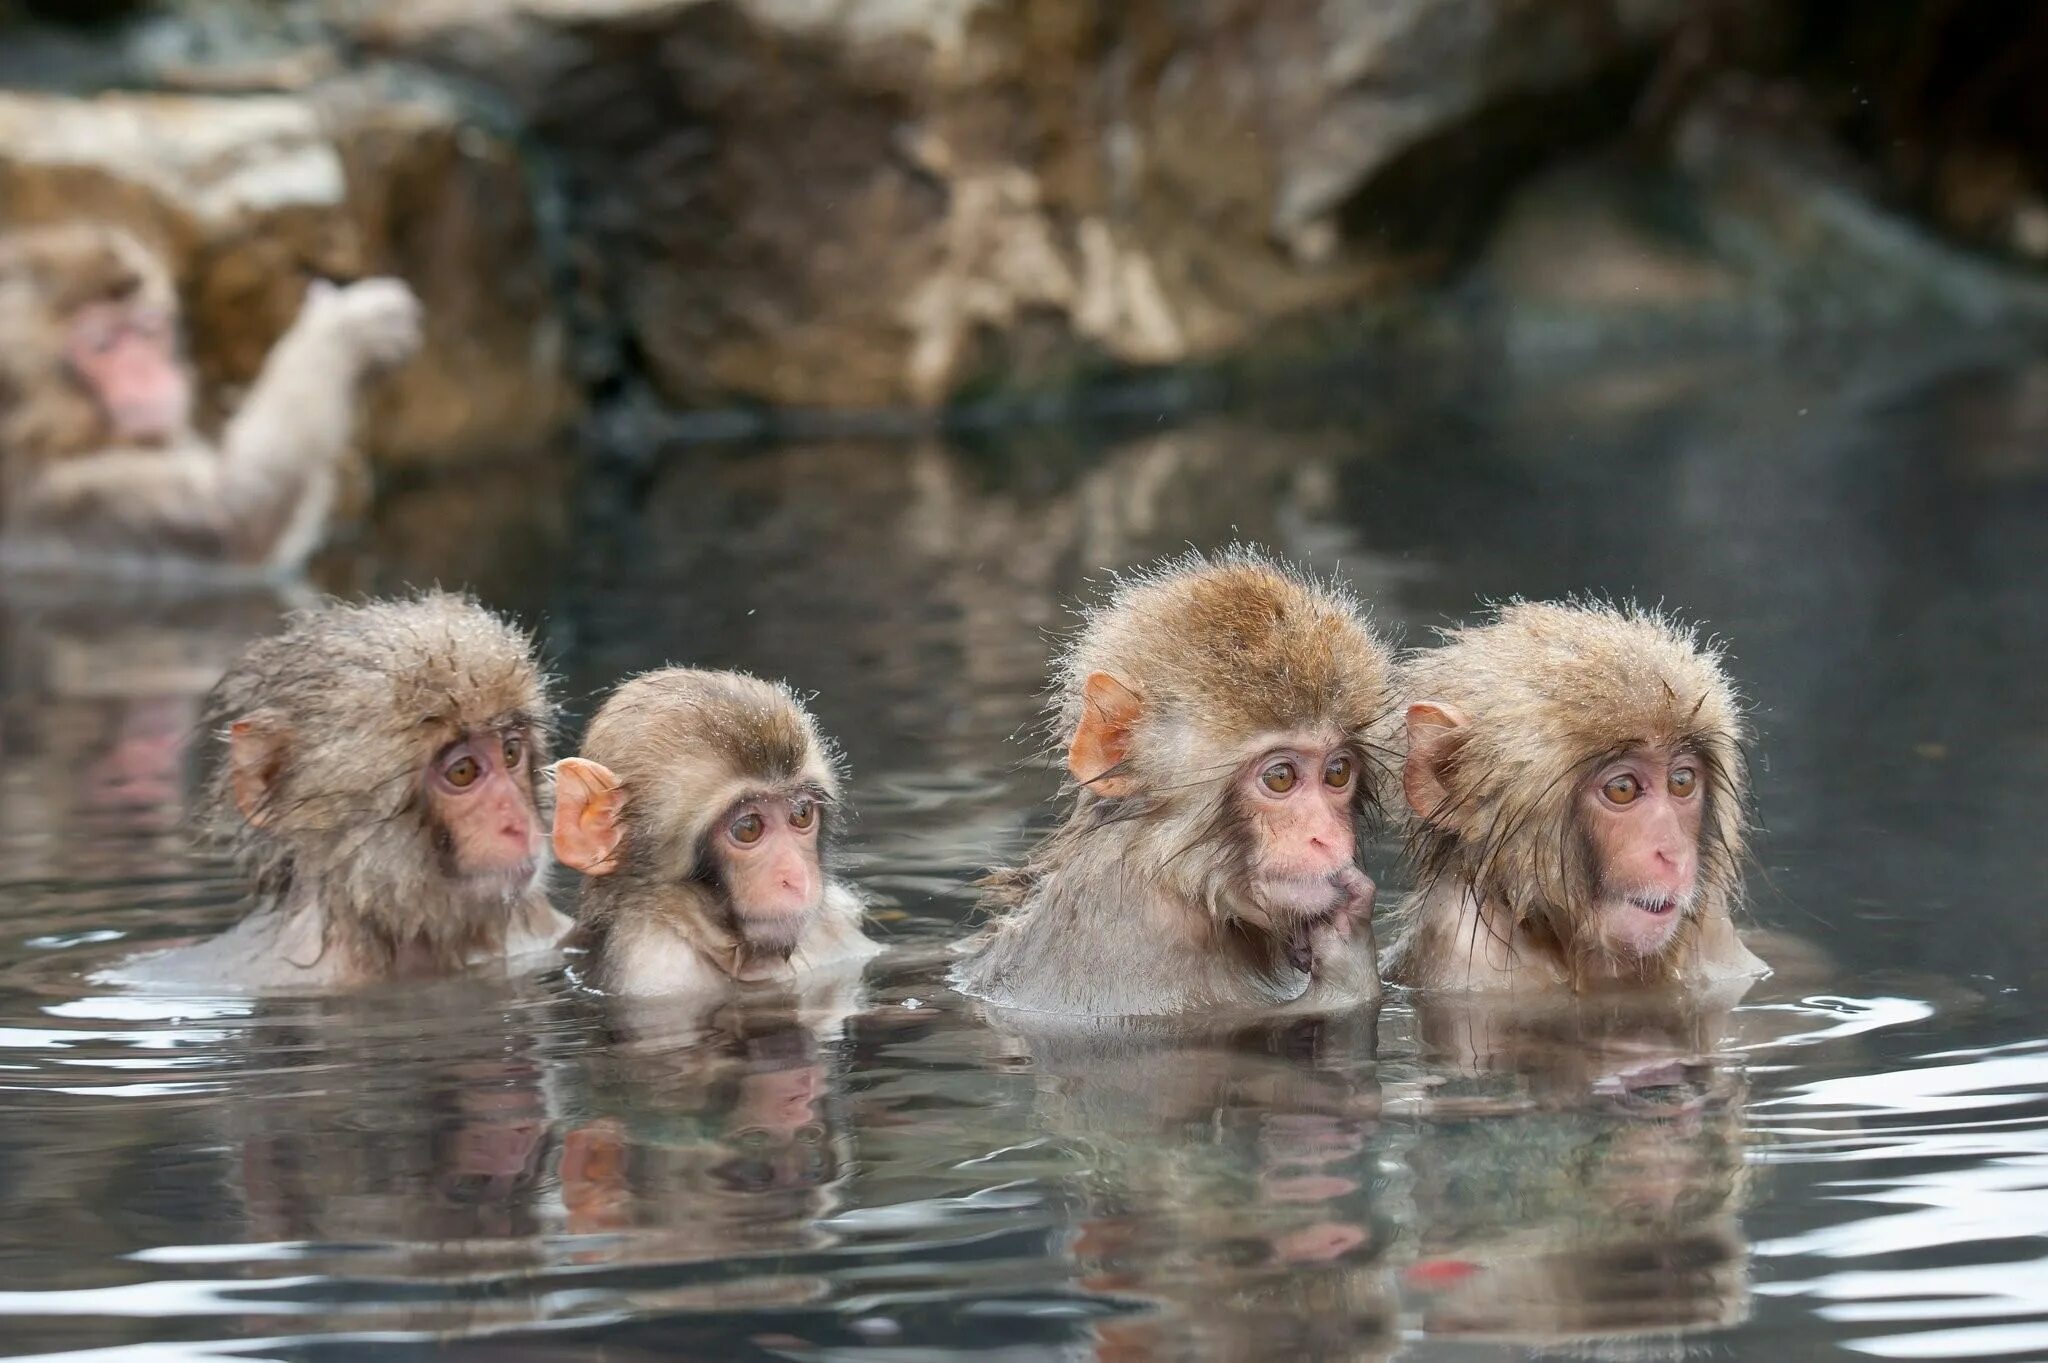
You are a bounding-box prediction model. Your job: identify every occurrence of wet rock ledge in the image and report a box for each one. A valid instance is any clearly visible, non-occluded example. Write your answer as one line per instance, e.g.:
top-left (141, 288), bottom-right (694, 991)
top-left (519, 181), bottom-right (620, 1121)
top-left (3, 0), bottom-right (2048, 466)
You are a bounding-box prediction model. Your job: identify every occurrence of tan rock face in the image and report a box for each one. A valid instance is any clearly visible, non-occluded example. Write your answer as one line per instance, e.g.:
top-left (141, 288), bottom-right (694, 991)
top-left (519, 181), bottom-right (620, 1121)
top-left (345, 0), bottom-right (1691, 409)
top-left (0, 86), bottom-right (572, 469)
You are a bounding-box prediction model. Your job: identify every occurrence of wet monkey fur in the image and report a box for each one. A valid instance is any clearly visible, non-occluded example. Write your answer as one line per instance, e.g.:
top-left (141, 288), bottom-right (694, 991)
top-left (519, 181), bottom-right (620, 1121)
top-left (111, 593), bottom-right (568, 991)
top-left (1382, 600), bottom-right (1766, 993)
top-left (0, 223), bottom-right (420, 572)
top-left (552, 669), bottom-right (879, 999)
top-left (953, 548), bottom-right (1396, 1018)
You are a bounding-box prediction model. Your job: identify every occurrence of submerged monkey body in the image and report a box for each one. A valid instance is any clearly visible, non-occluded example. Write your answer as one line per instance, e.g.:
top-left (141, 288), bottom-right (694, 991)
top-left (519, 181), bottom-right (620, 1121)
top-left (1384, 881), bottom-right (1764, 996)
top-left (955, 549), bottom-right (1393, 1019)
top-left (553, 668), bottom-right (880, 1001)
top-left (575, 880), bottom-right (876, 1000)
top-left (111, 593), bottom-right (569, 992)
top-left (1384, 600), bottom-right (1767, 995)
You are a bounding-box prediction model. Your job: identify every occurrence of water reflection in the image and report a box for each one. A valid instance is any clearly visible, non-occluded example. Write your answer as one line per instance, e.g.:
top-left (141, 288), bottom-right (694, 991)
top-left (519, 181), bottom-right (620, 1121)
top-left (982, 1011), bottom-right (1396, 1361)
top-left (1399, 988), bottom-right (1758, 1350)
top-left (555, 981), bottom-right (863, 1299)
top-left (0, 338), bottom-right (2040, 1358)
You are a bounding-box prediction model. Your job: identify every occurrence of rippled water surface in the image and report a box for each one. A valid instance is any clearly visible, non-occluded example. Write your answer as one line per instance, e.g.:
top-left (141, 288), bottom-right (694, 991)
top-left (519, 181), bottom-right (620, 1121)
top-left (2, 339), bottom-right (2045, 1360)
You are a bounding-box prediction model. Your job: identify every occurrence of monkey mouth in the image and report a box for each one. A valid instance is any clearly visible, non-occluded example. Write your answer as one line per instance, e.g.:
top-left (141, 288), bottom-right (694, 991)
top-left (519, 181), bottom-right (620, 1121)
top-left (735, 911), bottom-right (806, 959)
top-left (456, 856), bottom-right (541, 898)
top-left (1265, 869), bottom-right (1374, 974)
top-left (1625, 893), bottom-right (1679, 917)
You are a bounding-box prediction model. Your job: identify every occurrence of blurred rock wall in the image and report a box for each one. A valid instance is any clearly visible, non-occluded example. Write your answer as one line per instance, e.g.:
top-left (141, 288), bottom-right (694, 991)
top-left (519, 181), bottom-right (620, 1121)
top-left (2, 0), bottom-right (2046, 471)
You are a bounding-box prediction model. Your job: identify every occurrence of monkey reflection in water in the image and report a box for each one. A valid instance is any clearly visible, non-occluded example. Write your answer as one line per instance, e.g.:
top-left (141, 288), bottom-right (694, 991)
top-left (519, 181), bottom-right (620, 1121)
top-left (106, 593), bottom-right (569, 991)
top-left (555, 991), bottom-right (861, 1285)
top-left (1382, 601), bottom-right (1767, 995)
top-left (965, 1007), bottom-right (1398, 1360)
top-left (954, 547), bottom-right (1394, 1018)
top-left (1397, 983), bottom-right (1757, 1348)
top-left (0, 225), bottom-right (421, 574)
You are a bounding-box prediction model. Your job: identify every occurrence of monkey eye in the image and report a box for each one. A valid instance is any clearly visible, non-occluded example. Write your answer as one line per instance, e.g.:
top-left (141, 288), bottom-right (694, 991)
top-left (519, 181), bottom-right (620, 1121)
top-left (1323, 754), bottom-right (1355, 789)
top-left (1261, 761), bottom-right (1299, 794)
top-left (443, 755), bottom-right (482, 789)
top-left (1669, 767), bottom-right (1698, 798)
top-left (788, 798), bottom-right (817, 831)
top-left (730, 811), bottom-right (766, 845)
top-left (1601, 773), bottom-right (1643, 806)
top-left (501, 733), bottom-right (525, 768)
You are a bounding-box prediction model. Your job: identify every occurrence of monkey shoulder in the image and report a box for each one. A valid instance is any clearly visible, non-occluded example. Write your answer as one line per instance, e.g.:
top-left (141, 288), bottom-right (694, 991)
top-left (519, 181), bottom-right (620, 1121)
top-left (502, 899), bottom-right (573, 962)
top-left (102, 904), bottom-right (348, 993)
top-left (594, 915), bottom-right (731, 999)
top-left (808, 879), bottom-right (883, 964)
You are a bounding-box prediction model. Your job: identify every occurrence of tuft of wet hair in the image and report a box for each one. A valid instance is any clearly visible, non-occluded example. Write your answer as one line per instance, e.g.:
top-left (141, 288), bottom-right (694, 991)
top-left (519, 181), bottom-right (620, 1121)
top-left (1399, 599), bottom-right (1751, 949)
top-left (576, 667), bottom-right (843, 882)
top-left (197, 592), bottom-right (553, 960)
top-left (1052, 544), bottom-right (1398, 793)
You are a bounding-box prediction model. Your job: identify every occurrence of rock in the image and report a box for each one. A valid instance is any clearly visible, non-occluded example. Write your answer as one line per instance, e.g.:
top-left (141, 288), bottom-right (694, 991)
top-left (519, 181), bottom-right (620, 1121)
top-left (0, 83), bottom-right (572, 469)
top-left (341, 0), bottom-right (1696, 409)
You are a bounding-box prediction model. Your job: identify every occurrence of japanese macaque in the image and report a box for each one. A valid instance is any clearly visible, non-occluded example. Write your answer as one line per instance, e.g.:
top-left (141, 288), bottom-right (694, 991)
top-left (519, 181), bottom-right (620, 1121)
top-left (109, 592), bottom-right (568, 991)
top-left (0, 223), bottom-right (421, 572)
top-left (550, 668), bottom-right (880, 999)
top-left (1383, 601), bottom-right (1767, 993)
top-left (952, 548), bottom-right (1394, 1018)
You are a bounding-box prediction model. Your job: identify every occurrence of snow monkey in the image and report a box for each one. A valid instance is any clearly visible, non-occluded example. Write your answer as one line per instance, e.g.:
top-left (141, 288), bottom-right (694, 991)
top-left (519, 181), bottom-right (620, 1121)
top-left (550, 669), bottom-right (880, 999)
top-left (1382, 601), bottom-right (1767, 993)
top-left (111, 593), bottom-right (567, 991)
top-left (0, 223), bottom-right (420, 572)
top-left (953, 547), bottom-right (1395, 1018)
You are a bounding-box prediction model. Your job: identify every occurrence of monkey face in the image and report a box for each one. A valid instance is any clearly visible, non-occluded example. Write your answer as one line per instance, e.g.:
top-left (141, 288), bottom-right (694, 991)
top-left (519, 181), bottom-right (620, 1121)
top-left (706, 791), bottom-right (827, 954)
top-left (1576, 744), bottom-right (1706, 960)
top-left (1233, 740), bottom-right (1377, 958)
top-left (62, 298), bottom-right (190, 444)
top-left (425, 726), bottom-right (546, 889)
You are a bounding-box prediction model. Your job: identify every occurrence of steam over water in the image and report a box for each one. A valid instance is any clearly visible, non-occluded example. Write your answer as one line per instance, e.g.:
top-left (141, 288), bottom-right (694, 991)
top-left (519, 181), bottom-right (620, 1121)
top-left (0, 338), bottom-right (2044, 1360)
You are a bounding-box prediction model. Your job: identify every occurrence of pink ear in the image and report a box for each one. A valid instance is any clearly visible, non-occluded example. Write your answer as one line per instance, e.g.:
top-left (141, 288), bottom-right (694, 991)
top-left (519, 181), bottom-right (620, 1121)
top-left (1067, 671), bottom-right (1143, 798)
top-left (551, 758), bottom-right (628, 875)
top-left (1402, 702), bottom-right (1469, 826)
top-left (227, 715), bottom-right (290, 826)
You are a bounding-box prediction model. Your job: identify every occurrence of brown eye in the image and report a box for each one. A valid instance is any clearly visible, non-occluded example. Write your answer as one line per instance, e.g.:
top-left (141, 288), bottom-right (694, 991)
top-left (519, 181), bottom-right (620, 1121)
top-left (1669, 767), bottom-right (1698, 798)
top-left (731, 812), bottom-right (765, 845)
top-left (501, 733), bottom-right (525, 768)
top-left (444, 755), bottom-right (481, 789)
top-left (1323, 754), bottom-right (1355, 789)
top-left (1601, 773), bottom-right (1643, 806)
top-left (789, 798), bottom-right (816, 831)
top-left (1262, 761), bottom-right (1299, 794)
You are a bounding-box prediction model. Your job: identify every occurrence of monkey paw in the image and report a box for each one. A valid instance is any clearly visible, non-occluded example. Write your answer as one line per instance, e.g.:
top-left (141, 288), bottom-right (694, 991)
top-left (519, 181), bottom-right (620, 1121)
top-left (306, 277), bottom-right (424, 370)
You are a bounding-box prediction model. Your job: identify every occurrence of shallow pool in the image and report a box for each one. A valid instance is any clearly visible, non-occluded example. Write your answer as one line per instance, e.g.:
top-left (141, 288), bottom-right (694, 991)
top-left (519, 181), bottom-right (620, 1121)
top-left (2, 336), bottom-right (2045, 1361)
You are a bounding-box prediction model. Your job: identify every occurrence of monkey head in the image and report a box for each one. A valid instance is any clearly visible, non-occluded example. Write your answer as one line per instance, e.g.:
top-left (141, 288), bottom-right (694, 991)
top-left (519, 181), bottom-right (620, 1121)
top-left (200, 593), bottom-right (554, 968)
top-left (1399, 601), bottom-right (1749, 977)
top-left (1052, 548), bottom-right (1395, 957)
top-left (553, 669), bottom-right (843, 972)
top-left (0, 225), bottom-right (192, 457)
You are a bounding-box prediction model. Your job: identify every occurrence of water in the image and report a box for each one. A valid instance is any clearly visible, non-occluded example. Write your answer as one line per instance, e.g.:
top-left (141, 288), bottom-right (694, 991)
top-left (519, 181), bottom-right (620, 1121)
top-left (1, 336), bottom-right (2045, 1361)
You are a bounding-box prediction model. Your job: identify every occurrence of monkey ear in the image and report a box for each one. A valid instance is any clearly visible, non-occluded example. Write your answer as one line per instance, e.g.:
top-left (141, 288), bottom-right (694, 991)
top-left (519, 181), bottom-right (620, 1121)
top-left (227, 716), bottom-right (291, 827)
top-left (1068, 671), bottom-right (1143, 799)
top-left (551, 758), bottom-right (629, 875)
top-left (1402, 702), bottom-right (1469, 827)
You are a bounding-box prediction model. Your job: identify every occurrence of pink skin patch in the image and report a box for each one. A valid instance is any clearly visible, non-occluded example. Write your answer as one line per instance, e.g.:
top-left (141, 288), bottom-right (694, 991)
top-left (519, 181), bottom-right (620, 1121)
top-left (65, 302), bottom-right (191, 443)
top-left (712, 794), bottom-right (825, 951)
top-left (428, 730), bottom-right (544, 881)
top-left (1579, 745), bottom-right (1706, 959)
top-left (1272, 1220), bottom-right (1370, 1264)
top-left (1406, 1258), bottom-right (1483, 1288)
top-left (1237, 743), bottom-right (1376, 969)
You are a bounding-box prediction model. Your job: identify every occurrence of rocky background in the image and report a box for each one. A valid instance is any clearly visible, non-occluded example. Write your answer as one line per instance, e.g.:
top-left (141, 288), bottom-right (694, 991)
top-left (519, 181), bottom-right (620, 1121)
top-left (2, 0), bottom-right (2046, 476)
